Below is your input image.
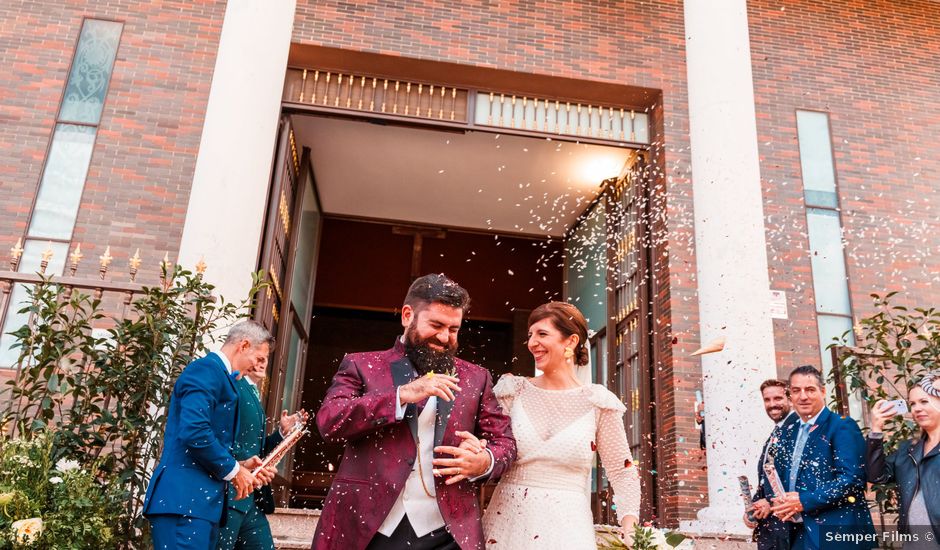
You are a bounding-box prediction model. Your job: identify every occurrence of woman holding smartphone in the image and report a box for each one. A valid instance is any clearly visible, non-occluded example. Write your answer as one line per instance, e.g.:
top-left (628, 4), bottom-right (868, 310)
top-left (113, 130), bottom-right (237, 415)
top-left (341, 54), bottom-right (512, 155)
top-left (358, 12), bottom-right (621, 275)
top-left (866, 372), bottom-right (940, 547)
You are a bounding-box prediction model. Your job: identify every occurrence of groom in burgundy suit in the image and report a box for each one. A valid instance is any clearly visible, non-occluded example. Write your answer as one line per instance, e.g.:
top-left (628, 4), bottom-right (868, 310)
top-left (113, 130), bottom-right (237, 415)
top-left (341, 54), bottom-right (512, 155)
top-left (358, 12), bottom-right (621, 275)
top-left (311, 274), bottom-right (516, 550)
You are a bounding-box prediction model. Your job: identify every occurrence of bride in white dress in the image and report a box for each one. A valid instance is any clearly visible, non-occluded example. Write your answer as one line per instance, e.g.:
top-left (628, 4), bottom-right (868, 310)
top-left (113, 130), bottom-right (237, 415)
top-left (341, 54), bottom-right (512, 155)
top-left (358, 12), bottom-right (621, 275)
top-left (479, 301), bottom-right (641, 548)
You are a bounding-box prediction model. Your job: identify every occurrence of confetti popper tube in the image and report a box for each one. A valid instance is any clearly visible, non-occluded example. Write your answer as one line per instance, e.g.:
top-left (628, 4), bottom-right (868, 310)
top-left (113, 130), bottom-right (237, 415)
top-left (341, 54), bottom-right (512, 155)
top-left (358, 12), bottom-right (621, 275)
top-left (252, 426), bottom-right (307, 475)
top-left (738, 475), bottom-right (756, 522)
top-left (763, 456), bottom-right (802, 523)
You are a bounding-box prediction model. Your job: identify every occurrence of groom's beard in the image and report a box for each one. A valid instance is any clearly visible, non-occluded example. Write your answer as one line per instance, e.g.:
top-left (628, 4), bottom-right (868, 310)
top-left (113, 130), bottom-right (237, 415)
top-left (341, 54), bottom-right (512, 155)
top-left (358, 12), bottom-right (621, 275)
top-left (403, 326), bottom-right (457, 377)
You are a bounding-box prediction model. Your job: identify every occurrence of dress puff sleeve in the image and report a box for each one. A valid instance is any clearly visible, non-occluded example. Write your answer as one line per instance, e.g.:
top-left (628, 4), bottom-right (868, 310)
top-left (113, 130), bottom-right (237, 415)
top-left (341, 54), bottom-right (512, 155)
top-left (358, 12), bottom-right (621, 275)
top-left (493, 374), bottom-right (525, 415)
top-left (591, 385), bottom-right (642, 523)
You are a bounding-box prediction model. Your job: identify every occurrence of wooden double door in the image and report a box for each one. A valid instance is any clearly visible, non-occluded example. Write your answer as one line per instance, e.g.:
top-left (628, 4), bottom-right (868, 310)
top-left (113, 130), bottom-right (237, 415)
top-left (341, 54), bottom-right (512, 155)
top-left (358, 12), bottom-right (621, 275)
top-left (564, 153), bottom-right (658, 523)
top-left (255, 115), bottom-right (322, 492)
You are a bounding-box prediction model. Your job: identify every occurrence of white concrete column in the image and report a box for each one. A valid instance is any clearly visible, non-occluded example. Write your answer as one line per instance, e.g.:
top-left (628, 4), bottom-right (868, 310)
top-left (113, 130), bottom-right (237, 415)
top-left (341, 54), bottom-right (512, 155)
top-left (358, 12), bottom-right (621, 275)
top-left (177, 0), bottom-right (297, 329)
top-left (680, 0), bottom-right (779, 536)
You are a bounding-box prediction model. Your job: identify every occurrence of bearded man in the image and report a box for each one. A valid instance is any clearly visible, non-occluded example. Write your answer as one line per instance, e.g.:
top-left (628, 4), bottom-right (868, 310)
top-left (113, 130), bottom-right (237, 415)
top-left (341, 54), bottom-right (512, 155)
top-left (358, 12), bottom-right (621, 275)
top-left (311, 273), bottom-right (516, 550)
top-left (745, 378), bottom-right (797, 549)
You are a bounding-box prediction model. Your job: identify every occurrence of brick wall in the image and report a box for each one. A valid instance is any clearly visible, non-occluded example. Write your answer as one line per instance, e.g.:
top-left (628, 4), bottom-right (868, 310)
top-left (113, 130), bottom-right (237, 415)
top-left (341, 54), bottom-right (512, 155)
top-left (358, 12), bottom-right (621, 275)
top-left (0, 0), bottom-right (226, 284)
top-left (748, 0), bottom-right (940, 378)
top-left (292, 0), bottom-right (704, 525)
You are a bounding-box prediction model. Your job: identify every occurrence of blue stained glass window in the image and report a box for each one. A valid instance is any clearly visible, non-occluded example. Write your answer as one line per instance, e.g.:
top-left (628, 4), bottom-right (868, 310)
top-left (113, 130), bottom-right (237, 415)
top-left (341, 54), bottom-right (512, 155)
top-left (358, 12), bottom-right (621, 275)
top-left (59, 19), bottom-right (123, 125)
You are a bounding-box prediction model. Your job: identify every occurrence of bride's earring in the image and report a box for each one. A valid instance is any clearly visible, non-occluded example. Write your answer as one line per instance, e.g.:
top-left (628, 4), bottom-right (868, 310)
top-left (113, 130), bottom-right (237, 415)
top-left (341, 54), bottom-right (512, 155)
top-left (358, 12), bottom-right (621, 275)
top-left (564, 347), bottom-right (574, 362)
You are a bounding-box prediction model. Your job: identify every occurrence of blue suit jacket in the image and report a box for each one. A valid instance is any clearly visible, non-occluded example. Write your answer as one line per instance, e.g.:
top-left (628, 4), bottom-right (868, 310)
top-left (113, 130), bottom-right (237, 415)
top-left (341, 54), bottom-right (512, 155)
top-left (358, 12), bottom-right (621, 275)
top-left (143, 353), bottom-right (240, 523)
top-left (774, 407), bottom-right (875, 550)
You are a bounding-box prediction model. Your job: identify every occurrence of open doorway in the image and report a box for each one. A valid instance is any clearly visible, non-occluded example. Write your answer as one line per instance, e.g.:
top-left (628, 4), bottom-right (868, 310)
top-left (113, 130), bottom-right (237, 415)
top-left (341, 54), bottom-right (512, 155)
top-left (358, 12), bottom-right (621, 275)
top-left (257, 110), bottom-right (653, 520)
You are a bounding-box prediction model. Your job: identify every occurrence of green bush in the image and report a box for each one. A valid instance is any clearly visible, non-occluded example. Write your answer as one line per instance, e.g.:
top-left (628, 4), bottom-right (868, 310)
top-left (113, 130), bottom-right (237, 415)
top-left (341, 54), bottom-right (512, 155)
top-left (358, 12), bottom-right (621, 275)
top-left (0, 266), bottom-right (264, 548)
top-left (832, 292), bottom-right (940, 519)
top-left (0, 434), bottom-right (120, 549)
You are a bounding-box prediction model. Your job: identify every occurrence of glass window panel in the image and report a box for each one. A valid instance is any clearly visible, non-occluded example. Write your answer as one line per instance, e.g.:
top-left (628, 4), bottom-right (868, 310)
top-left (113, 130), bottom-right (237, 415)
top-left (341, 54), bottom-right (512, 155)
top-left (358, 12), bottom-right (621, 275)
top-left (59, 20), bottom-right (123, 125)
top-left (816, 314), bottom-right (862, 418)
top-left (280, 325), bottom-right (302, 417)
top-left (796, 110), bottom-right (838, 208)
top-left (590, 337), bottom-right (599, 385)
top-left (0, 240), bottom-right (68, 367)
top-left (633, 113), bottom-right (650, 144)
top-left (596, 333), bottom-right (607, 387)
top-left (27, 124), bottom-right (96, 240)
top-left (565, 201), bottom-right (607, 332)
top-left (289, 177), bottom-right (320, 321)
top-left (276, 325), bottom-right (302, 476)
top-left (806, 208), bottom-right (852, 315)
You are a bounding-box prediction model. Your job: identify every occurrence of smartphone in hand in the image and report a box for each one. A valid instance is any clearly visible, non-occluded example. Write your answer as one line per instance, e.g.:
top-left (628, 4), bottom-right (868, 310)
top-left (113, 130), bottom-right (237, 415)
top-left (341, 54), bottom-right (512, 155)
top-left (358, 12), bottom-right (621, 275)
top-left (883, 399), bottom-right (909, 416)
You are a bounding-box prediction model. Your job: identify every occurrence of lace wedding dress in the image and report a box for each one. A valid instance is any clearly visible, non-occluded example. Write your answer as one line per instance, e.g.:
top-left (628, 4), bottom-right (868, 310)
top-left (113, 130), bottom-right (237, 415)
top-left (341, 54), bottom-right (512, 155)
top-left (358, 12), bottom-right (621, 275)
top-left (482, 375), bottom-right (641, 549)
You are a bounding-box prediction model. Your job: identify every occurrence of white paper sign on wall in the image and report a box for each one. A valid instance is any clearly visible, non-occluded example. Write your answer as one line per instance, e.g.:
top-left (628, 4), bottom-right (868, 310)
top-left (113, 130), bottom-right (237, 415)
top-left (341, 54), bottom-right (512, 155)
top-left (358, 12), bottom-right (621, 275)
top-left (769, 290), bottom-right (788, 320)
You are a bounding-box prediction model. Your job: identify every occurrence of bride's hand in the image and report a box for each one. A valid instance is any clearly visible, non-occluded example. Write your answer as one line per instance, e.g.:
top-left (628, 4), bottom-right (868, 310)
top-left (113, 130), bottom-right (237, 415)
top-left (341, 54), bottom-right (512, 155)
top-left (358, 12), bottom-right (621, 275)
top-left (454, 430), bottom-right (487, 454)
top-left (621, 515), bottom-right (638, 548)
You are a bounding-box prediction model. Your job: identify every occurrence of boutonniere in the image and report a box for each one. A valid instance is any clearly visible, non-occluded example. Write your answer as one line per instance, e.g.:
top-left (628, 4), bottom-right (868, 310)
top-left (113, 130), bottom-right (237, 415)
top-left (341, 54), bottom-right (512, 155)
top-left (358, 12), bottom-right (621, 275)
top-left (425, 367), bottom-right (458, 378)
top-left (808, 424), bottom-right (819, 434)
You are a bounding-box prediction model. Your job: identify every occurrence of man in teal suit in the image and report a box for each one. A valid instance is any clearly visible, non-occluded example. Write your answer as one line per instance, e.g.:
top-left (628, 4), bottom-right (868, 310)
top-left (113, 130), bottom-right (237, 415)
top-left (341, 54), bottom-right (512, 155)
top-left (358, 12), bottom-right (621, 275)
top-left (217, 344), bottom-right (308, 550)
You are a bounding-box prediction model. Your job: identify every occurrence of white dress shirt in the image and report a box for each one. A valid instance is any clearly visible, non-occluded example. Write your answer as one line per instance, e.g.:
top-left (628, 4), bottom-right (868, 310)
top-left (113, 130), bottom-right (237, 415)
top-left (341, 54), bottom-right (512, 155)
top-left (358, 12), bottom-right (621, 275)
top-left (760, 410), bottom-right (795, 469)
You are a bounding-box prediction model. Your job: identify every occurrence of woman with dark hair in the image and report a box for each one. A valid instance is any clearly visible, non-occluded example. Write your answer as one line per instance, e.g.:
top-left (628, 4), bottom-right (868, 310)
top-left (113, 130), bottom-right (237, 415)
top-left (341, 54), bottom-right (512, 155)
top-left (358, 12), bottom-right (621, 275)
top-left (478, 301), bottom-right (641, 548)
top-left (866, 372), bottom-right (940, 547)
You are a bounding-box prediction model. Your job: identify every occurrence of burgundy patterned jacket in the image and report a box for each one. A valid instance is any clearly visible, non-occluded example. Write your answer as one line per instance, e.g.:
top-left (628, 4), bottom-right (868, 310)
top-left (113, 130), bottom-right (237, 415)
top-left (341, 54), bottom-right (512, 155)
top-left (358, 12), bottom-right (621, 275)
top-left (311, 340), bottom-right (516, 550)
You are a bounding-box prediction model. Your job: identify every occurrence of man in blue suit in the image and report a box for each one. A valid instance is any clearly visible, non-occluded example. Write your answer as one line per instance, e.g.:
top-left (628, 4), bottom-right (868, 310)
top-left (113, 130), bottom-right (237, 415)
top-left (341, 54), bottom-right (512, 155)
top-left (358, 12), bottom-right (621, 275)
top-left (770, 365), bottom-right (876, 550)
top-left (745, 378), bottom-right (797, 549)
top-left (144, 321), bottom-right (279, 549)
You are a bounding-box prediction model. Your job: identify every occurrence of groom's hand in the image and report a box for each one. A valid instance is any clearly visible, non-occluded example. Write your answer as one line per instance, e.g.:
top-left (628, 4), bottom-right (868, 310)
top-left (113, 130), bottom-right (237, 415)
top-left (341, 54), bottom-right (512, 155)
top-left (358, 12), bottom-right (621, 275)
top-left (231, 466), bottom-right (257, 500)
top-left (433, 440), bottom-right (492, 485)
top-left (400, 374), bottom-right (461, 403)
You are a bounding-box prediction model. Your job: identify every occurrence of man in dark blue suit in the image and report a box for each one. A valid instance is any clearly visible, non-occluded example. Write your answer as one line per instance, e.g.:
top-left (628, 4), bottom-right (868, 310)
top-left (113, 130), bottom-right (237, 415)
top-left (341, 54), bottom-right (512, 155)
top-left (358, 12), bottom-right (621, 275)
top-left (745, 378), bottom-right (797, 549)
top-left (144, 321), bottom-right (279, 549)
top-left (770, 365), bottom-right (876, 550)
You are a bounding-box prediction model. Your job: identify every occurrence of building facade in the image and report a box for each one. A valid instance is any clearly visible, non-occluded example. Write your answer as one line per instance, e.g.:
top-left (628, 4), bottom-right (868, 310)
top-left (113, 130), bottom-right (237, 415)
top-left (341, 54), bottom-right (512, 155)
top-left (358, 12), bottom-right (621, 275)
top-left (2, 0), bottom-right (938, 533)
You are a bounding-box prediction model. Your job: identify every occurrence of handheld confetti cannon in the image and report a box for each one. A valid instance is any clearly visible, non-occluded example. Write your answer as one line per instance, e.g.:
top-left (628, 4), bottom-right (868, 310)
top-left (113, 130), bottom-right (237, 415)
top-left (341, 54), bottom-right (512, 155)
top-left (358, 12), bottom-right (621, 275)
top-left (763, 455), bottom-right (802, 523)
top-left (252, 421), bottom-right (308, 476)
top-left (737, 476), bottom-right (757, 524)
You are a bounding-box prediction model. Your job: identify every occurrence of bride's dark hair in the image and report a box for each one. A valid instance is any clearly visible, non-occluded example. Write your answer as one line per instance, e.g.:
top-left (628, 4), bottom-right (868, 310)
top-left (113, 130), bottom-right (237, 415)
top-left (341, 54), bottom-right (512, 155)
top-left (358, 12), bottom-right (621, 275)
top-left (527, 302), bottom-right (589, 366)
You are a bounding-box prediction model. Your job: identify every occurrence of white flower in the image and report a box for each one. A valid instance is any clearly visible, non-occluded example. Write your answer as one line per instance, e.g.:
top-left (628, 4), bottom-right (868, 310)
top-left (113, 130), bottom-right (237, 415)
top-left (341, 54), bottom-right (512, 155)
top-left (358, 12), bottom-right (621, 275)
top-left (55, 458), bottom-right (80, 473)
top-left (49, 476), bottom-right (63, 484)
top-left (11, 517), bottom-right (42, 544)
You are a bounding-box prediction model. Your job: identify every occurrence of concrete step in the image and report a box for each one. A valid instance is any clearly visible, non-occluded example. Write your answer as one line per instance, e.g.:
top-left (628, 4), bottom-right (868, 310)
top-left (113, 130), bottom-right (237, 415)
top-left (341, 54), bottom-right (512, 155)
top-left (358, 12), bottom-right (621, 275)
top-left (268, 507), bottom-right (754, 549)
top-left (270, 507), bottom-right (319, 549)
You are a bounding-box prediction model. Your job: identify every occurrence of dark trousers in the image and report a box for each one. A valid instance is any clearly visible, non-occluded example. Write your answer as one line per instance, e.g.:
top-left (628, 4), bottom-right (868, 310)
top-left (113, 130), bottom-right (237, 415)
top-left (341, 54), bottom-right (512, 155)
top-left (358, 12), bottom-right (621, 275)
top-left (366, 517), bottom-right (459, 550)
top-left (149, 514), bottom-right (220, 550)
top-left (216, 504), bottom-right (274, 550)
top-left (755, 517), bottom-right (791, 550)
